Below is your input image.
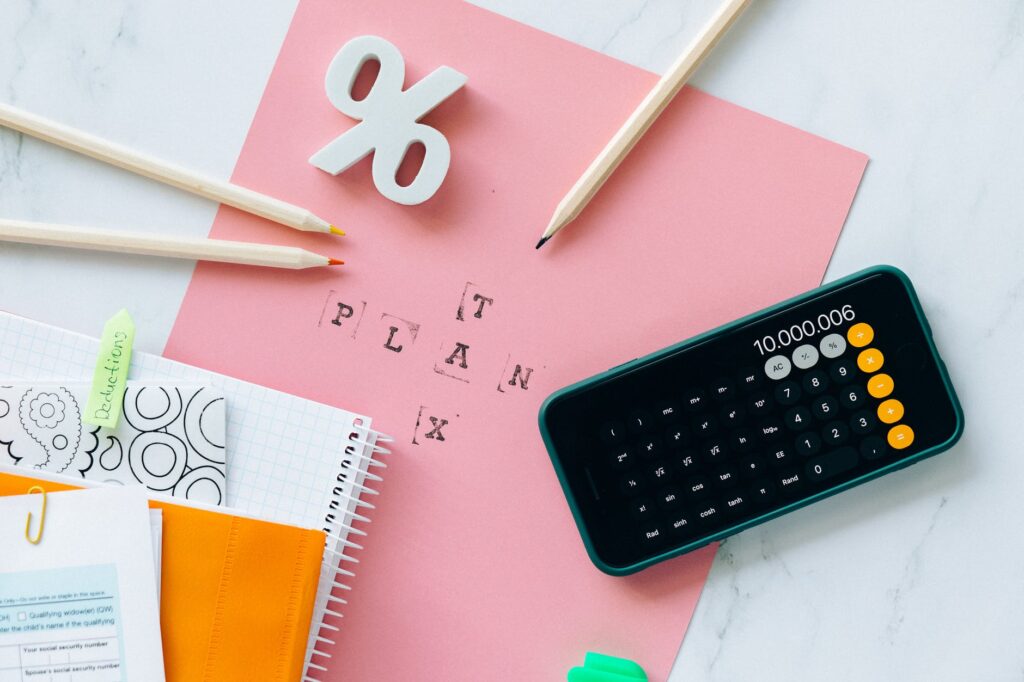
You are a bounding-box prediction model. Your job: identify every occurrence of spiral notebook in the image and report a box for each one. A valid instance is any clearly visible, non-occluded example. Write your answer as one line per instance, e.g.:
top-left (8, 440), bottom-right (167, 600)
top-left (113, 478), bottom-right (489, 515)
top-left (0, 310), bottom-right (391, 679)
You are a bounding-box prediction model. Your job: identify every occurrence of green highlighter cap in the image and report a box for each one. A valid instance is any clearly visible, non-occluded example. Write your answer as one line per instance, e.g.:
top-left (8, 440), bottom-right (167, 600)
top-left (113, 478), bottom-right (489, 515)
top-left (567, 652), bottom-right (647, 682)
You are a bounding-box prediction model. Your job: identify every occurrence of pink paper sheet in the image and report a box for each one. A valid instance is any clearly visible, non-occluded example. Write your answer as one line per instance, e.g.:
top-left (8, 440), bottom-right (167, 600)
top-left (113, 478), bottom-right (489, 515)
top-left (166, 1), bottom-right (867, 679)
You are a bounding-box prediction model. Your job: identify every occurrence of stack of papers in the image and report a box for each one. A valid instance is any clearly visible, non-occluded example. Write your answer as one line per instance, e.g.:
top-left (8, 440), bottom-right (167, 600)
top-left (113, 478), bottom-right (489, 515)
top-left (0, 487), bottom-right (165, 681)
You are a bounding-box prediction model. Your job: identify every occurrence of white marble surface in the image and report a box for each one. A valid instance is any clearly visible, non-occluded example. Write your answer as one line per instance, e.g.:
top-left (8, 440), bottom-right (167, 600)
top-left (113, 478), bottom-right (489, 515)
top-left (1, 0), bottom-right (1022, 679)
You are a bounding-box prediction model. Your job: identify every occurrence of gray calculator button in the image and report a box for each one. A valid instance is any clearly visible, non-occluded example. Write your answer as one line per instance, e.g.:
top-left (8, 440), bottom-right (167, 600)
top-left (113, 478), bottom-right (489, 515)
top-left (764, 355), bottom-right (792, 380)
top-left (819, 333), bottom-right (846, 359)
top-left (792, 344), bottom-right (819, 369)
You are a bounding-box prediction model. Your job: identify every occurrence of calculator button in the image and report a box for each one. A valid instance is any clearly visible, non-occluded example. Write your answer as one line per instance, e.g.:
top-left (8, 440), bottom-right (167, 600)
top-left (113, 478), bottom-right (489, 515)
top-left (665, 426), bottom-right (688, 448)
top-left (656, 487), bottom-right (683, 510)
top-left (767, 445), bottom-right (796, 467)
top-left (684, 476), bottom-right (711, 500)
top-left (758, 418), bottom-right (784, 441)
top-left (785, 406), bottom-right (812, 431)
top-left (821, 421), bottom-right (849, 447)
top-left (751, 479), bottom-right (776, 504)
top-left (795, 432), bottom-right (823, 457)
top-left (839, 385), bottom-right (868, 410)
top-left (668, 512), bottom-right (695, 536)
top-left (627, 410), bottom-right (654, 432)
top-left (819, 333), bottom-right (847, 358)
top-left (764, 355), bottom-right (792, 380)
top-left (636, 436), bottom-right (662, 458)
top-left (805, 446), bottom-right (858, 482)
top-left (694, 502), bottom-right (721, 526)
top-left (774, 380), bottom-right (801, 406)
top-left (856, 348), bottom-right (884, 373)
top-left (867, 373), bottom-right (895, 399)
top-left (620, 475), bottom-right (646, 496)
top-left (714, 466), bottom-right (739, 488)
top-left (710, 377), bottom-right (735, 401)
top-left (682, 388), bottom-right (706, 412)
top-left (829, 358), bottom-right (857, 384)
top-left (655, 401), bottom-right (682, 421)
top-left (599, 421), bottom-right (625, 443)
top-left (639, 524), bottom-right (665, 547)
top-left (701, 439), bottom-right (729, 462)
top-left (608, 448), bottom-right (634, 470)
top-left (737, 368), bottom-right (762, 391)
top-left (629, 497), bottom-right (656, 520)
top-left (674, 450), bottom-right (701, 473)
top-left (802, 369), bottom-right (829, 395)
top-left (792, 344), bottom-right (819, 369)
top-left (748, 391), bottom-right (773, 415)
top-left (860, 435), bottom-right (887, 460)
top-left (849, 410), bottom-right (877, 435)
top-left (877, 399), bottom-right (904, 424)
top-left (723, 492), bottom-right (748, 516)
top-left (691, 416), bottom-right (718, 436)
top-left (647, 462), bottom-right (671, 483)
top-left (720, 404), bottom-right (745, 427)
top-left (777, 470), bottom-right (804, 494)
top-left (731, 428), bottom-right (754, 453)
top-left (739, 455), bottom-right (767, 478)
top-left (888, 424), bottom-right (915, 450)
top-left (811, 395), bottom-right (839, 420)
top-left (847, 322), bottom-right (874, 347)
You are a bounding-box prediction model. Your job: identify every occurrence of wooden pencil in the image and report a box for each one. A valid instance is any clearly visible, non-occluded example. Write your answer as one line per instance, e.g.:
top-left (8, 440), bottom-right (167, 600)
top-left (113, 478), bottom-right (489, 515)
top-left (537, 0), bottom-right (752, 249)
top-left (0, 102), bottom-right (343, 237)
top-left (0, 219), bottom-right (343, 270)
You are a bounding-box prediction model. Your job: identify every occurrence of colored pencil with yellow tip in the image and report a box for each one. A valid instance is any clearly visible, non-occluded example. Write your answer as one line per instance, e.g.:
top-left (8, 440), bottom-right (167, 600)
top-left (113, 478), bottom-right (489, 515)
top-left (0, 101), bottom-right (343, 237)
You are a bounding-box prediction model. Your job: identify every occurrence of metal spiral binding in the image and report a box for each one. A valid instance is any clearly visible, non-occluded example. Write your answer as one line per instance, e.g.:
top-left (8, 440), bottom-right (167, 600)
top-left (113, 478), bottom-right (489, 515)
top-left (303, 424), bottom-right (393, 681)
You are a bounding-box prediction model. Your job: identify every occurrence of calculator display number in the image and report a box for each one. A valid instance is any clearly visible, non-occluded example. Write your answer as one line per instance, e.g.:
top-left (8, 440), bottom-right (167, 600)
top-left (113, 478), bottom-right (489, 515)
top-left (752, 305), bottom-right (856, 356)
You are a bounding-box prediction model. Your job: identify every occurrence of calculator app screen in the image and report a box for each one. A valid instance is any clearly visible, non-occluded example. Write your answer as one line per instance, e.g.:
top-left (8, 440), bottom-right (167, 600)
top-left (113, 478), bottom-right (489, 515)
top-left (542, 270), bottom-right (960, 572)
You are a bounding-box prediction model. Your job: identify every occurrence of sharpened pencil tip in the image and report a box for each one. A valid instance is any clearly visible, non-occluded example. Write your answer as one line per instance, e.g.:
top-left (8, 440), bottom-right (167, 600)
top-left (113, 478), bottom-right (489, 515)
top-left (535, 236), bottom-right (549, 250)
top-left (329, 225), bottom-right (346, 237)
top-left (328, 258), bottom-right (345, 266)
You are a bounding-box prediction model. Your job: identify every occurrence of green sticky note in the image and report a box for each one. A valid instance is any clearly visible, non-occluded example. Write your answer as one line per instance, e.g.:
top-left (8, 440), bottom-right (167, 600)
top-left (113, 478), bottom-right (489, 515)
top-left (83, 309), bottom-right (135, 429)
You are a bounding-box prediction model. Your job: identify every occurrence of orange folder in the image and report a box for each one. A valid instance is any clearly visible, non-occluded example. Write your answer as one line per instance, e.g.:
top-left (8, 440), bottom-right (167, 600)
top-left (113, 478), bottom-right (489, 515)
top-left (0, 470), bottom-right (325, 682)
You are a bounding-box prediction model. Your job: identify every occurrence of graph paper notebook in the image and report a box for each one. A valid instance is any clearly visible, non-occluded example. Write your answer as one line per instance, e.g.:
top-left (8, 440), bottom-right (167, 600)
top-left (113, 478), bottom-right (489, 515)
top-left (0, 310), bottom-right (391, 679)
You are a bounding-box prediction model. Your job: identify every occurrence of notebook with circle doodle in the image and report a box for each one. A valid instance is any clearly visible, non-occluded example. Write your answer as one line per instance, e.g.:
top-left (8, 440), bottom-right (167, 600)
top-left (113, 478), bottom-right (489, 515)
top-left (0, 381), bottom-right (228, 504)
top-left (0, 309), bottom-right (392, 678)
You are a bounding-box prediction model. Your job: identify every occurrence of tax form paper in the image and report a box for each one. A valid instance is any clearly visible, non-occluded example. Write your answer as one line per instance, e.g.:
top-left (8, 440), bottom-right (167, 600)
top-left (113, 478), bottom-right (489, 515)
top-left (0, 487), bottom-right (165, 681)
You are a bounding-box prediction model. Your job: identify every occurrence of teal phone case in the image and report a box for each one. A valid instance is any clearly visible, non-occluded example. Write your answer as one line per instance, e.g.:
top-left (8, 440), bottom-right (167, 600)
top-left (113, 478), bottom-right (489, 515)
top-left (539, 266), bottom-right (964, 576)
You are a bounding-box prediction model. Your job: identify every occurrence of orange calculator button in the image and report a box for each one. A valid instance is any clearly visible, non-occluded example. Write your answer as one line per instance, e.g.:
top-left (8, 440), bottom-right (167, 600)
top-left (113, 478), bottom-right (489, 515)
top-left (887, 424), bottom-right (915, 449)
top-left (847, 322), bottom-right (874, 347)
top-left (857, 348), bottom-right (884, 373)
top-left (877, 398), bottom-right (904, 424)
top-left (868, 373), bottom-right (894, 398)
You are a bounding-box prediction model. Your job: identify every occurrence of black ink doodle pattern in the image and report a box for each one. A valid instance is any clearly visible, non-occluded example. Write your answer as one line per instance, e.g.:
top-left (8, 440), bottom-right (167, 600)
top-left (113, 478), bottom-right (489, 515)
top-left (0, 384), bottom-right (226, 505)
top-left (17, 387), bottom-right (82, 473)
top-left (184, 389), bottom-right (226, 466)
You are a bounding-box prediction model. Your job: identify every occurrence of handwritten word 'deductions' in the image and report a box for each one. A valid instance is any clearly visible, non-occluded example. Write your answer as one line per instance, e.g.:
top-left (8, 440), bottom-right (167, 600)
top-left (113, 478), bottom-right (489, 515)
top-left (317, 282), bottom-right (538, 444)
top-left (83, 309), bottom-right (135, 428)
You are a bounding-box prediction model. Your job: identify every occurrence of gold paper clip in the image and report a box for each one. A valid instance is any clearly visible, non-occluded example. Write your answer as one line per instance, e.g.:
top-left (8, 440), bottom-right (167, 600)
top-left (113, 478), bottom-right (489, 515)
top-left (25, 485), bottom-right (47, 545)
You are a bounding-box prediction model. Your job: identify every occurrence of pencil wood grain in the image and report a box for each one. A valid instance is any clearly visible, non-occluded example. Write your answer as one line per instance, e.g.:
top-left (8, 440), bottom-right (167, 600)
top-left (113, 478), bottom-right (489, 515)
top-left (539, 0), bottom-right (752, 247)
top-left (0, 102), bottom-right (336, 235)
top-left (0, 219), bottom-right (340, 269)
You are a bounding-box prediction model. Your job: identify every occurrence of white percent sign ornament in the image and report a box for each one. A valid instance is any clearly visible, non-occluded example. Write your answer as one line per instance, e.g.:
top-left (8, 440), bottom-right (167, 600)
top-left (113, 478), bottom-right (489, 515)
top-left (309, 36), bottom-right (467, 205)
